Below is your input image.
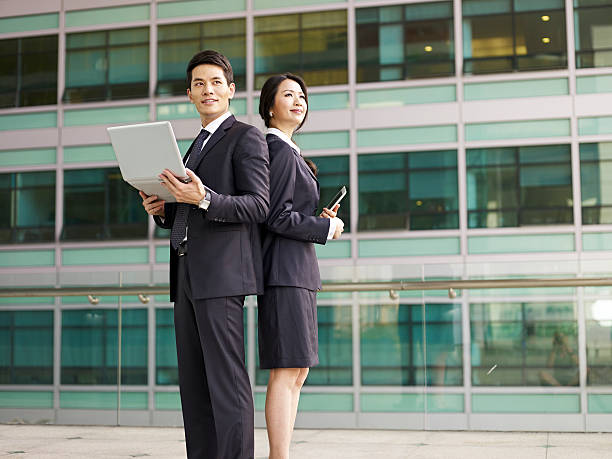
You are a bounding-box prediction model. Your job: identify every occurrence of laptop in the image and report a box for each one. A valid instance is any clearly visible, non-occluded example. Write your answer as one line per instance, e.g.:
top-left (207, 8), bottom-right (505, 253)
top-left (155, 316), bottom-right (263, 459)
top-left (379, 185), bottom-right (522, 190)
top-left (107, 121), bottom-right (187, 203)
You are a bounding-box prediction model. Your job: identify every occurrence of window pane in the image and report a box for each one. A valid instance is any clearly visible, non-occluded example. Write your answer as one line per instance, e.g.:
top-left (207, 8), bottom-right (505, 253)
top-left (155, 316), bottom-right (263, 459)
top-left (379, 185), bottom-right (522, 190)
top-left (467, 145), bottom-right (573, 228)
top-left (575, 5), bottom-right (612, 68)
top-left (254, 11), bottom-right (347, 88)
top-left (63, 168), bottom-right (147, 241)
top-left (0, 311), bottom-right (53, 384)
top-left (471, 303), bottom-right (578, 386)
top-left (464, 4), bottom-right (567, 74)
top-left (0, 171), bottom-right (55, 244)
top-left (361, 304), bottom-right (463, 386)
top-left (157, 19), bottom-right (246, 96)
top-left (61, 309), bottom-right (147, 385)
top-left (0, 35), bottom-right (57, 108)
top-left (65, 28), bottom-right (149, 102)
top-left (311, 155), bottom-right (350, 232)
top-left (586, 299), bottom-right (612, 385)
top-left (356, 2), bottom-right (454, 83)
top-left (358, 151), bottom-right (459, 231)
top-left (581, 142), bottom-right (612, 224)
top-left (156, 308), bottom-right (177, 385)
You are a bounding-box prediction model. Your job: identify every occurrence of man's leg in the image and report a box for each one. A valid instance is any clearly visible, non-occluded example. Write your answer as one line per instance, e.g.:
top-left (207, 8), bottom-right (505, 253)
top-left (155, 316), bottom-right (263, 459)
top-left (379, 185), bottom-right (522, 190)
top-left (174, 256), bottom-right (217, 458)
top-left (193, 295), bottom-right (254, 459)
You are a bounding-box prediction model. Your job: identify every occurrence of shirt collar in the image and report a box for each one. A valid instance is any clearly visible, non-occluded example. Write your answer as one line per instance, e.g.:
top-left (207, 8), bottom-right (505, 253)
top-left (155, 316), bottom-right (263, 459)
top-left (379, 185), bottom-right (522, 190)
top-left (201, 110), bottom-right (232, 136)
top-left (266, 127), bottom-right (300, 154)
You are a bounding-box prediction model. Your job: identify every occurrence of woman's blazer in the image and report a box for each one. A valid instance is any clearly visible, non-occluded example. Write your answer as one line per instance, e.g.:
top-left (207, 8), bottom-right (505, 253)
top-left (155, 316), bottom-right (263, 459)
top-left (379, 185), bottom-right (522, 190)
top-left (261, 134), bottom-right (330, 291)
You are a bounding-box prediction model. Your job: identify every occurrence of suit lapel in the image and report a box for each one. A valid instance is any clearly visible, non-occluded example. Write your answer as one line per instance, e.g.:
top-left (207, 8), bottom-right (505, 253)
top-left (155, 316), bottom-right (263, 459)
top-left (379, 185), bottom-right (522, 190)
top-left (293, 148), bottom-right (318, 184)
top-left (190, 115), bottom-right (235, 171)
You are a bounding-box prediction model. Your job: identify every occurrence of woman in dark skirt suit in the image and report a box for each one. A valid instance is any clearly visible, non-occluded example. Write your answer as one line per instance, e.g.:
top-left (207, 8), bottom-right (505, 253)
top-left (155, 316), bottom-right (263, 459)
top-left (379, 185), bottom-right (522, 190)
top-left (258, 73), bottom-right (344, 458)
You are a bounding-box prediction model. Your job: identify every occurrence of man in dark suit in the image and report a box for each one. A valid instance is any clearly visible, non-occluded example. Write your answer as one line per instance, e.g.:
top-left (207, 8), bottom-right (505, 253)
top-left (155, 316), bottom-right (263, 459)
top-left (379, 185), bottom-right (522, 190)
top-left (140, 50), bottom-right (269, 459)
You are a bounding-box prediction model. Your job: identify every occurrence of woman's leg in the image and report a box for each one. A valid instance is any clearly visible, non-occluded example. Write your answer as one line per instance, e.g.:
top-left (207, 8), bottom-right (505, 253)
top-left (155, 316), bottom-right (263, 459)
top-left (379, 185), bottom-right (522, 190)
top-left (266, 367), bottom-right (309, 459)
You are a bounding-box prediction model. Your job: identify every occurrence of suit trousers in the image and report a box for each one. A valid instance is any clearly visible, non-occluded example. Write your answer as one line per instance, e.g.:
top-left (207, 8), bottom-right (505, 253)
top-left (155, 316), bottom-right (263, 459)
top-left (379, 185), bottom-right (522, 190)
top-left (174, 255), bottom-right (254, 459)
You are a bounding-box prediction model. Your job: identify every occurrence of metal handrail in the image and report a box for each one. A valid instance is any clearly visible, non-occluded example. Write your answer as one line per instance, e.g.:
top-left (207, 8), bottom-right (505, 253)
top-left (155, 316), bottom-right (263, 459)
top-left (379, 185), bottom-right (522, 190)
top-left (1, 277), bottom-right (612, 303)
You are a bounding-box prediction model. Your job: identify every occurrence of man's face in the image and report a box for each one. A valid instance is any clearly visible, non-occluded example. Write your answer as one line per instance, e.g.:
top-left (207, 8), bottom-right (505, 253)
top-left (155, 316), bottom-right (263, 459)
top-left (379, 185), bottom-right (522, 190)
top-left (187, 64), bottom-right (235, 123)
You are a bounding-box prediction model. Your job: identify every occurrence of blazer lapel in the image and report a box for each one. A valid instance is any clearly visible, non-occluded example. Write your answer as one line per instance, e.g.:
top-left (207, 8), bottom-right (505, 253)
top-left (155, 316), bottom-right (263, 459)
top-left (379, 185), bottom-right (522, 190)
top-left (190, 115), bottom-right (236, 171)
top-left (293, 148), bottom-right (318, 184)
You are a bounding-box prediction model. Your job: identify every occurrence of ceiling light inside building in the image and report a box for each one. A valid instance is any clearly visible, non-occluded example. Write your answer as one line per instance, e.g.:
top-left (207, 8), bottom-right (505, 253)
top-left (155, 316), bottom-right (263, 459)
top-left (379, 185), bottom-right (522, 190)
top-left (542, 37), bottom-right (551, 44)
top-left (541, 15), bottom-right (550, 22)
top-left (424, 45), bottom-right (433, 52)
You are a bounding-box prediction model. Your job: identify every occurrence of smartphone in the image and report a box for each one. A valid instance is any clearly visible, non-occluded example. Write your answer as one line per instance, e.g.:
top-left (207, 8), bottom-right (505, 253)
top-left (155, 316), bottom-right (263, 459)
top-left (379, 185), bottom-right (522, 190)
top-left (325, 186), bottom-right (347, 210)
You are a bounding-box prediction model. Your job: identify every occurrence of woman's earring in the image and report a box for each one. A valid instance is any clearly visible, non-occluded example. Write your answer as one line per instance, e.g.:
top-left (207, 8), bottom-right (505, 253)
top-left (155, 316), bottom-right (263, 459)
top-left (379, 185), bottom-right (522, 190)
top-left (269, 112), bottom-right (273, 117)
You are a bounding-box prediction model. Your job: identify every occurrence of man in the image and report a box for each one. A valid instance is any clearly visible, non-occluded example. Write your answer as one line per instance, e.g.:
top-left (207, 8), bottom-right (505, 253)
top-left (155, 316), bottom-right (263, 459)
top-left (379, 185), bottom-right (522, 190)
top-left (140, 50), bottom-right (269, 459)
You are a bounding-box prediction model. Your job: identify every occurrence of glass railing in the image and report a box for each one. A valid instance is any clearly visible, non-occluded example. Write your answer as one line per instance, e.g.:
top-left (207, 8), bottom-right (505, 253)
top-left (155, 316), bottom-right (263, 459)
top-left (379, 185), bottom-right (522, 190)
top-left (1, 267), bottom-right (611, 431)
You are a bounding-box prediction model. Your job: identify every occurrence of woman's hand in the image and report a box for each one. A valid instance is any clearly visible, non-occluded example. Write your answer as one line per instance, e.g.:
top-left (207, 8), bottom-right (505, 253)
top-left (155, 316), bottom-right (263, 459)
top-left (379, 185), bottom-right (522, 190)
top-left (332, 218), bottom-right (344, 239)
top-left (320, 203), bottom-right (340, 218)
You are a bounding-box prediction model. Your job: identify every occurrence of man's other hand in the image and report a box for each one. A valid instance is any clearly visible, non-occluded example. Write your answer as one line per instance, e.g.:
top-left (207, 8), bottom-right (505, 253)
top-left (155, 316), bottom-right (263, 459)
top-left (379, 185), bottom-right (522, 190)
top-left (140, 191), bottom-right (166, 217)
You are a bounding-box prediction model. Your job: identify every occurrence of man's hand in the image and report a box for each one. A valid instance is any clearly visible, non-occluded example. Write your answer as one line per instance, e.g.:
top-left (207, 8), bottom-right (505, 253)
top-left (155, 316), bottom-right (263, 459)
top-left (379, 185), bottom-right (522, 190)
top-left (159, 168), bottom-right (206, 205)
top-left (320, 203), bottom-right (340, 218)
top-left (139, 191), bottom-right (165, 217)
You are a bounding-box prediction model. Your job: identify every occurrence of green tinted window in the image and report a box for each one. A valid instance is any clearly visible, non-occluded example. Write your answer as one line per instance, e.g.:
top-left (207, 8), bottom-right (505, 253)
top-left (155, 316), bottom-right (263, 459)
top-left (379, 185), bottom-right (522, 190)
top-left (356, 2), bottom-right (454, 82)
top-left (156, 308), bottom-right (177, 385)
top-left (580, 142), bottom-right (612, 224)
top-left (471, 302), bottom-right (578, 386)
top-left (62, 168), bottom-right (147, 241)
top-left (585, 299), bottom-right (612, 385)
top-left (466, 145), bottom-right (573, 228)
top-left (0, 35), bottom-right (58, 108)
top-left (0, 171), bottom-right (55, 244)
top-left (574, 1), bottom-right (612, 68)
top-left (358, 150), bottom-right (458, 231)
top-left (0, 311), bottom-right (53, 384)
top-left (361, 304), bottom-right (463, 386)
top-left (61, 309), bottom-right (147, 385)
top-left (254, 10), bottom-right (347, 88)
top-left (310, 155), bottom-right (350, 232)
top-left (157, 19), bottom-right (246, 96)
top-left (463, 0), bottom-right (567, 74)
top-left (65, 27), bottom-right (149, 103)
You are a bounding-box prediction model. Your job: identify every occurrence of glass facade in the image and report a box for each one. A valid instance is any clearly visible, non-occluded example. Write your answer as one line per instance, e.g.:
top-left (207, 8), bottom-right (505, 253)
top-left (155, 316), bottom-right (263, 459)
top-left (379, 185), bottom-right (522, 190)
top-left (0, 311), bottom-right (53, 384)
top-left (358, 150), bottom-right (459, 231)
top-left (0, 35), bottom-right (58, 108)
top-left (574, 0), bottom-right (612, 68)
top-left (0, 171), bottom-right (55, 244)
top-left (62, 168), bottom-right (147, 241)
top-left (580, 142), bottom-right (612, 224)
top-left (467, 145), bottom-right (573, 228)
top-left (1, 0), bottom-right (612, 431)
top-left (64, 28), bottom-right (149, 102)
top-left (157, 19), bottom-right (246, 95)
top-left (356, 2), bottom-right (454, 82)
top-left (254, 10), bottom-right (348, 88)
top-left (463, 0), bottom-right (567, 74)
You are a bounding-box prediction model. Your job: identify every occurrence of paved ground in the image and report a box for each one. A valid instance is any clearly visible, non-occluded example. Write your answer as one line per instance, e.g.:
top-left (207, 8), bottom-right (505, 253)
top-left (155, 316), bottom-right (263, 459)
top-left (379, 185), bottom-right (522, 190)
top-left (1, 424), bottom-right (611, 458)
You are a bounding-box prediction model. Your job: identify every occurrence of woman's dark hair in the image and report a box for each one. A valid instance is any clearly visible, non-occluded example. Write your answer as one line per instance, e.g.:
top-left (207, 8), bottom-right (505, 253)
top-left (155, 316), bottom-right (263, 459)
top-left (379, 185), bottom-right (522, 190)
top-left (259, 74), bottom-right (315, 175)
top-left (186, 50), bottom-right (234, 88)
top-left (258, 73), bottom-right (308, 131)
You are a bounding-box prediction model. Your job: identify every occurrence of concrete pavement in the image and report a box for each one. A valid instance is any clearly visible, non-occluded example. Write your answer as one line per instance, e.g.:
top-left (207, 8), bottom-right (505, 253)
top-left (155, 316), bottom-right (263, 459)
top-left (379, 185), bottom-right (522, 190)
top-left (1, 424), bottom-right (611, 458)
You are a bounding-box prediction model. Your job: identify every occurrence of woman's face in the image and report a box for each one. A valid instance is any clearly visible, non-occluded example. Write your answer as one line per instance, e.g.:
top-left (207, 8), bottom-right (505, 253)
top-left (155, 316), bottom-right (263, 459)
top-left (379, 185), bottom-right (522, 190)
top-left (269, 78), bottom-right (307, 134)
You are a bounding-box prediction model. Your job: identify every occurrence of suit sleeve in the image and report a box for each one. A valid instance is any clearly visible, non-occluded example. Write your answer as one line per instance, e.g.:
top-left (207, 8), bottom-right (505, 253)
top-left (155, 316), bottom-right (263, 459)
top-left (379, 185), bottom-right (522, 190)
top-left (205, 126), bottom-right (270, 223)
top-left (153, 202), bottom-right (177, 229)
top-left (265, 142), bottom-right (330, 244)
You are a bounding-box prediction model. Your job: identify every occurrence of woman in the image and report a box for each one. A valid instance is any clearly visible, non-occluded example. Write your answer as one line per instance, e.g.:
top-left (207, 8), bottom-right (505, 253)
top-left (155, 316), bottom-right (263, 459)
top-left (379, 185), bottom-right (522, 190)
top-left (258, 73), bottom-right (344, 459)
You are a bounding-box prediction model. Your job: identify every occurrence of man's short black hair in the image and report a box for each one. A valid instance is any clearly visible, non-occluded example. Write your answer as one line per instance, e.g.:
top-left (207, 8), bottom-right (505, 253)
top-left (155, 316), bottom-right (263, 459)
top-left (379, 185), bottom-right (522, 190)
top-left (186, 50), bottom-right (234, 89)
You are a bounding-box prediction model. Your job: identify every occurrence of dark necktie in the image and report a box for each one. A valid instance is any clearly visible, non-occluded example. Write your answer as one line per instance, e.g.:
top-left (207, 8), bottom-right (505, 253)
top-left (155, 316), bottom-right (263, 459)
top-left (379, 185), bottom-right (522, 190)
top-left (170, 129), bottom-right (210, 249)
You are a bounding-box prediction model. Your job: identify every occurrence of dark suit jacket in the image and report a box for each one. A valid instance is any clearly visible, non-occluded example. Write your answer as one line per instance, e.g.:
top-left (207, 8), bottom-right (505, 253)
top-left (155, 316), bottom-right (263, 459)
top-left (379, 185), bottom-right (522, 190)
top-left (261, 134), bottom-right (330, 291)
top-left (155, 115), bottom-right (269, 301)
